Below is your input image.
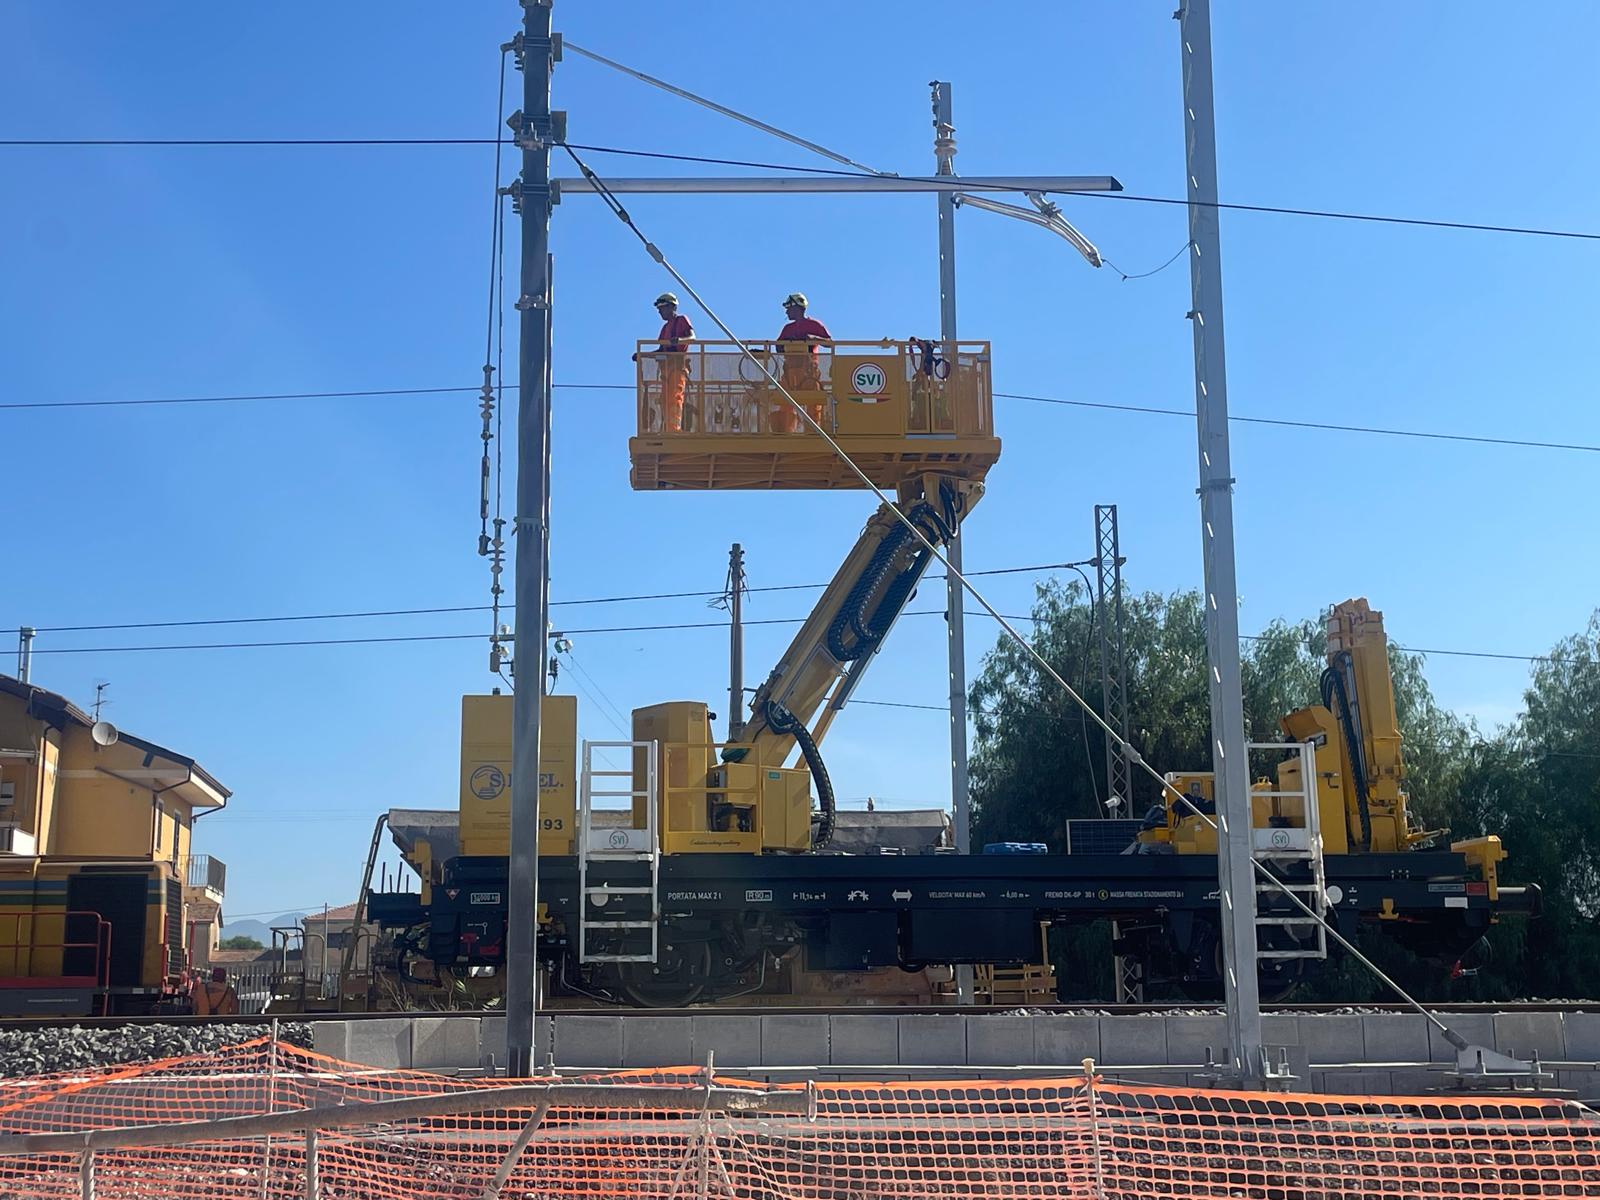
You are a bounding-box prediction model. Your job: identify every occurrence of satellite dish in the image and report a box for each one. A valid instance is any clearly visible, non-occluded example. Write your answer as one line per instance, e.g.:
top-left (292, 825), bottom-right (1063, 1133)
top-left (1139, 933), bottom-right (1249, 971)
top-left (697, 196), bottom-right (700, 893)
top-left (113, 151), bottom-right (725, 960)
top-left (91, 721), bottom-right (119, 747)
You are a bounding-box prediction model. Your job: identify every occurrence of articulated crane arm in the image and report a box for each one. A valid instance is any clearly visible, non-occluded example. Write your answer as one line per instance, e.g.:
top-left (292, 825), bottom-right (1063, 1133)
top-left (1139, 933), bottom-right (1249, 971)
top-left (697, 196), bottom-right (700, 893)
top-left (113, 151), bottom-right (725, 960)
top-left (728, 471), bottom-right (983, 848)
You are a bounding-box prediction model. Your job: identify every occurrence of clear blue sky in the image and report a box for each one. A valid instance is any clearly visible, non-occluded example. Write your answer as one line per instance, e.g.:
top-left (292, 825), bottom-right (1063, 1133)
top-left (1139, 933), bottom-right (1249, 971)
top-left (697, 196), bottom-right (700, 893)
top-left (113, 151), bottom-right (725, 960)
top-left (3, 4), bottom-right (1595, 923)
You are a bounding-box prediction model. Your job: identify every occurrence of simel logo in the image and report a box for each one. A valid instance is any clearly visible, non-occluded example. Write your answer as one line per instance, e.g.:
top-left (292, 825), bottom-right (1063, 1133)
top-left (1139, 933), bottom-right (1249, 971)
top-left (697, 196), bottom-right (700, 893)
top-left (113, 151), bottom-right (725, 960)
top-left (607, 829), bottom-right (631, 850)
top-left (469, 764), bottom-right (507, 800)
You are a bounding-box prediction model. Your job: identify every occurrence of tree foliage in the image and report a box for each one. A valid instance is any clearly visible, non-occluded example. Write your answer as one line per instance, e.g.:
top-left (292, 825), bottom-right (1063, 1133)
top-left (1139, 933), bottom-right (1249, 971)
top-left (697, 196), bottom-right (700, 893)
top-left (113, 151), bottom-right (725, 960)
top-left (219, 935), bottom-right (264, 951)
top-left (968, 583), bottom-right (1600, 1001)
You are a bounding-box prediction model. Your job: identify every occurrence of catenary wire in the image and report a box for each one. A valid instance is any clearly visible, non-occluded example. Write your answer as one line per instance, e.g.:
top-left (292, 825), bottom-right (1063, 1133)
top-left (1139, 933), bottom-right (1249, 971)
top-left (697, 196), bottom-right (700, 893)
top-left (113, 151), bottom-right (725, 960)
top-left (21, 609), bottom-right (1039, 654)
top-left (15, 604), bottom-right (1577, 665)
top-left (5, 134), bottom-right (1599, 243)
top-left (11, 382), bottom-right (1594, 457)
top-left (15, 563), bottom-right (1083, 633)
top-left (996, 392), bottom-right (1600, 455)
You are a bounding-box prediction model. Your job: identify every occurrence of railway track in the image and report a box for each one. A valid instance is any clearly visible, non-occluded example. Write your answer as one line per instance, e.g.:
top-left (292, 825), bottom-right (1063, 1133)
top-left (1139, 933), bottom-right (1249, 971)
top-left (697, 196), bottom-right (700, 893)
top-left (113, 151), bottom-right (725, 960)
top-left (3, 999), bottom-right (1598, 1031)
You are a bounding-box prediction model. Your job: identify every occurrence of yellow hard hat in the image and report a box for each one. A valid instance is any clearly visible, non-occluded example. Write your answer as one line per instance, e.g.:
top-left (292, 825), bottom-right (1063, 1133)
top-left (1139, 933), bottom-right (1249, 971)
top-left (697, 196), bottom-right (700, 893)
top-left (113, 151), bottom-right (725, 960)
top-left (654, 292), bottom-right (678, 307)
top-left (782, 292), bottom-right (808, 308)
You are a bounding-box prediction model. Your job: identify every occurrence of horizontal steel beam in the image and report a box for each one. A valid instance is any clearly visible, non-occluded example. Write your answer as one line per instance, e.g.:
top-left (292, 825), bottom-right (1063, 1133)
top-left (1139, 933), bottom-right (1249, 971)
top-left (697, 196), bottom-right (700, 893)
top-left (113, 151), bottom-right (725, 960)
top-left (554, 175), bottom-right (1122, 196)
top-left (0, 1082), bottom-right (814, 1156)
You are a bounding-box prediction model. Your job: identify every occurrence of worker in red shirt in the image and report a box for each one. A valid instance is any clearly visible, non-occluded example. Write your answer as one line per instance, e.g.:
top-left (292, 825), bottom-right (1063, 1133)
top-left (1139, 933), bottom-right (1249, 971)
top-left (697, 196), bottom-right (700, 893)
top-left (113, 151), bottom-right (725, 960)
top-left (775, 292), bottom-right (831, 432)
top-left (643, 292), bottom-right (693, 432)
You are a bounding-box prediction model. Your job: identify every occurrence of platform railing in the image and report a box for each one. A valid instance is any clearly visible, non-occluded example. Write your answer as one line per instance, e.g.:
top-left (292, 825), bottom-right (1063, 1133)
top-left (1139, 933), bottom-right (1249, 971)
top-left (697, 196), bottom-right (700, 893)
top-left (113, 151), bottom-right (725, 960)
top-left (635, 338), bottom-right (992, 440)
top-left (0, 910), bottom-right (112, 1012)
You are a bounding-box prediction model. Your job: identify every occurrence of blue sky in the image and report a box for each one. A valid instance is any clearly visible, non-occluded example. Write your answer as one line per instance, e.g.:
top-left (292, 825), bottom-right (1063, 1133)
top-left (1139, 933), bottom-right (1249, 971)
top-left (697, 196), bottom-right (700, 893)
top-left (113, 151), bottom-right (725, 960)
top-left (3, 3), bottom-right (1595, 923)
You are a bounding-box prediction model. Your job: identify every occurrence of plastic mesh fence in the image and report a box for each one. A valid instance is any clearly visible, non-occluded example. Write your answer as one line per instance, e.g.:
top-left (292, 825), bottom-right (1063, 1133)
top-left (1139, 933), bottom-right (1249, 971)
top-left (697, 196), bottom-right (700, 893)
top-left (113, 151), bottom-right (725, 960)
top-left (0, 1039), bottom-right (1594, 1199)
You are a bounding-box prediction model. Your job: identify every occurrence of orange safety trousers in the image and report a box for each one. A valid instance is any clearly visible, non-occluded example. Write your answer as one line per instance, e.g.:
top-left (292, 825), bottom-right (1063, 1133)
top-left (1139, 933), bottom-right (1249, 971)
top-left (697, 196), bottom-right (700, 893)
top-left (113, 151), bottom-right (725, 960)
top-left (659, 354), bottom-right (688, 432)
top-left (777, 355), bottom-right (823, 433)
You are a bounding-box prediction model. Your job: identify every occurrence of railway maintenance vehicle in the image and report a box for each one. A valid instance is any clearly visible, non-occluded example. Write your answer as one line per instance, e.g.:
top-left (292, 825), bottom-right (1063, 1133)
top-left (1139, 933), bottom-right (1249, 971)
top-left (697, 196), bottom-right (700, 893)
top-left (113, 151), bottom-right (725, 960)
top-left (360, 336), bottom-right (1535, 1007)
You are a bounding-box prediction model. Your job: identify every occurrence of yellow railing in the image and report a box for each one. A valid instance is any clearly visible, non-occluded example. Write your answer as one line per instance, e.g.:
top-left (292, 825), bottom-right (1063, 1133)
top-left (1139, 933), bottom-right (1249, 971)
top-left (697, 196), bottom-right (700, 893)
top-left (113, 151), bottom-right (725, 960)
top-left (635, 338), bottom-right (992, 440)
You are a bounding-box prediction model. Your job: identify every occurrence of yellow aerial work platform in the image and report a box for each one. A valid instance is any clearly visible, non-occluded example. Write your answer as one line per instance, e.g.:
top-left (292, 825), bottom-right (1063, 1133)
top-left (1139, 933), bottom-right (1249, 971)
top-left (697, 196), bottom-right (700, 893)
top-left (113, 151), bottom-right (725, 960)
top-left (629, 338), bottom-right (1000, 490)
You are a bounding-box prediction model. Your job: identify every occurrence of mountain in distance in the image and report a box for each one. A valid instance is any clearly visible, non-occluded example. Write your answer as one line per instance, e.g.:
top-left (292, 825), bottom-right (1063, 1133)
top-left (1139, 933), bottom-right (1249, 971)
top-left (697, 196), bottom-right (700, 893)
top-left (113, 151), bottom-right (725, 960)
top-left (220, 913), bottom-right (308, 946)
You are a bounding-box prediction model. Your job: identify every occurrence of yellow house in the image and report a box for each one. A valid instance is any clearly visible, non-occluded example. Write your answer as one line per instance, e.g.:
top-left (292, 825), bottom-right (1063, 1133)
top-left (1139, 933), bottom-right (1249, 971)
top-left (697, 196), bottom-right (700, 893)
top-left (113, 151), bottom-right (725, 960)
top-left (0, 673), bottom-right (229, 1014)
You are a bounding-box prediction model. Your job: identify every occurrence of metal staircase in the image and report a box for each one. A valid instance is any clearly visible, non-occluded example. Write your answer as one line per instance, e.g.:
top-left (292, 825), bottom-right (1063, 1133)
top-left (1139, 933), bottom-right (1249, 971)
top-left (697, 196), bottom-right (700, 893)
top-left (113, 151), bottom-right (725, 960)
top-left (1248, 741), bottom-right (1329, 964)
top-left (576, 740), bottom-right (659, 964)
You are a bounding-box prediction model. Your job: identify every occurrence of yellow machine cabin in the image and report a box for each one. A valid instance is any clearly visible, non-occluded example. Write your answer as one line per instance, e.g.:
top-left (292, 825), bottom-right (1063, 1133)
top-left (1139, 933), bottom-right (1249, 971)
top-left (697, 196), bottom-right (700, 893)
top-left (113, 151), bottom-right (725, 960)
top-left (1143, 599), bottom-right (1504, 888)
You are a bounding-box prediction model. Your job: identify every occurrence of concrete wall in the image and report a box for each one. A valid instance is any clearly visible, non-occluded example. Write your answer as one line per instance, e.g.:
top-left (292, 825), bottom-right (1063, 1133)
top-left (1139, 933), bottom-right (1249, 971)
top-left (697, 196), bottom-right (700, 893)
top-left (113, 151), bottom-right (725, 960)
top-left (311, 1010), bottom-right (1600, 1098)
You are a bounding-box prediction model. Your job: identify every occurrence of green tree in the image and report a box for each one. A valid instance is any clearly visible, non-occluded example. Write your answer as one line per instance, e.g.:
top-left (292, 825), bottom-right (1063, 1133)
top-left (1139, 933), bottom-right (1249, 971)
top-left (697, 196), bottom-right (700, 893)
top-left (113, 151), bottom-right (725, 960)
top-left (1435, 613), bottom-right (1600, 999)
top-left (219, 935), bottom-right (264, 951)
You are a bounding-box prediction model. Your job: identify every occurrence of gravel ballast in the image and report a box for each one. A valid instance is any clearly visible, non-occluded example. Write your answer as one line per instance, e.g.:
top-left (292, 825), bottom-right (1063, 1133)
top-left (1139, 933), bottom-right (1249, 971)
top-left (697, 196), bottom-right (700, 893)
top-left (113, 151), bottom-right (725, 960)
top-left (0, 1023), bottom-right (313, 1078)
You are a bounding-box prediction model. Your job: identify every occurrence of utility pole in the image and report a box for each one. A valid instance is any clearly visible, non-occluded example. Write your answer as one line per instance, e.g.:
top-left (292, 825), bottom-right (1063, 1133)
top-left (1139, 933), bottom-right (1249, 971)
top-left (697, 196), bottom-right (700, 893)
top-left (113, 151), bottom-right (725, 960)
top-left (932, 81), bottom-right (974, 1008)
top-left (1178, 0), bottom-right (1263, 1083)
top-left (16, 628), bottom-right (34, 684)
top-left (506, 0), bottom-right (556, 1079)
top-left (727, 544), bottom-right (746, 743)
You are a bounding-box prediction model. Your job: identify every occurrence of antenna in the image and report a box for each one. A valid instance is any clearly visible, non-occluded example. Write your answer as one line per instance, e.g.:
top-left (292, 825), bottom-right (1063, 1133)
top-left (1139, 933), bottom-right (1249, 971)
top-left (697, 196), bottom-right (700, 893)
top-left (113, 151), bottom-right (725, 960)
top-left (92, 682), bottom-right (110, 722)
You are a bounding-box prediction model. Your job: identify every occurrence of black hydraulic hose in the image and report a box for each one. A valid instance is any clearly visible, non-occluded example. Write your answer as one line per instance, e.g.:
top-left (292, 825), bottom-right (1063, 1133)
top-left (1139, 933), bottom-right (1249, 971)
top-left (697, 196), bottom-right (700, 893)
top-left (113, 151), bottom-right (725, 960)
top-left (827, 499), bottom-right (952, 661)
top-left (764, 699), bottom-right (835, 850)
top-left (1321, 660), bottom-right (1373, 850)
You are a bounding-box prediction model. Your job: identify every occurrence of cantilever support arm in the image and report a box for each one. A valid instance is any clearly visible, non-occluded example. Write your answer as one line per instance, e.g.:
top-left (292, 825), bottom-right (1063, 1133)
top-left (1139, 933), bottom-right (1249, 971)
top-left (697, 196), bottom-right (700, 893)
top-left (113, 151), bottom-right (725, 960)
top-left (952, 192), bottom-right (1104, 267)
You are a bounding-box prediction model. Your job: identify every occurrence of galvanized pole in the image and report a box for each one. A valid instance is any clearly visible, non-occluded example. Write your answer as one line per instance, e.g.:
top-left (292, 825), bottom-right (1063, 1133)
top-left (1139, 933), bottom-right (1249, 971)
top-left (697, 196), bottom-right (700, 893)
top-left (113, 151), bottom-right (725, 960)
top-left (727, 544), bottom-right (746, 742)
top-left (16, 628), bottom-right (34, 684)
top-left (933, 81), bottom-right (974, 1007)
top-left (507, 0), bottom-right (555, 1079)
top-left (1177, 0), bottom-right (1263, 1083)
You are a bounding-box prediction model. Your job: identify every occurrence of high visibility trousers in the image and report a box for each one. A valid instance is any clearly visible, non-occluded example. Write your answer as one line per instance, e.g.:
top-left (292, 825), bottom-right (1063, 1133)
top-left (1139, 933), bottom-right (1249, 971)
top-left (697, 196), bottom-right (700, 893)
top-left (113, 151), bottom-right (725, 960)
top-left (778, 360), bottom-right (822, 432)
top-left (660, 357), bottom-right (688, 432)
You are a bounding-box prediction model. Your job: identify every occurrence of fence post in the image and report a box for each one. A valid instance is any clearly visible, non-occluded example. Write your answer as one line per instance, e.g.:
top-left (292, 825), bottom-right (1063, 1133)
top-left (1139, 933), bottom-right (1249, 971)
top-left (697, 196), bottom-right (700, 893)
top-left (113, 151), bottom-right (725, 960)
top-left (78, 1149), bottom-right (94, 1200)
top-left (696, 1052), bottom-right (715, 1199)
top-left (1082, 1058), bottom-right (1108, 1200)
top-left (261, 1020), bottom-right (279, 1200)
top-left (303, 1128), bottom-right (318, 1200)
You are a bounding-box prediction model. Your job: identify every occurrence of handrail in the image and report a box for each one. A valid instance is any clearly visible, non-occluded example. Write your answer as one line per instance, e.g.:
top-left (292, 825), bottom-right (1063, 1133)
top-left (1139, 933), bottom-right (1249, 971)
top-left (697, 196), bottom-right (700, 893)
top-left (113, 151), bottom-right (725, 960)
top-left (633, 338), bottom-right (994, 441)
top-left (0, 909), bottom-right (113, 1012)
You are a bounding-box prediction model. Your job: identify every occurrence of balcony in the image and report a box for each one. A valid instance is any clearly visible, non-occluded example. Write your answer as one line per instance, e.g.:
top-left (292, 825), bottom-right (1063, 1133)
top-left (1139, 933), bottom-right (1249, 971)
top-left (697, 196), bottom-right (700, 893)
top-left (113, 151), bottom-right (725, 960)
top-left (630, 338), bottom-right (999, 490)
top-left (182, 854), bottom-right (226, 898)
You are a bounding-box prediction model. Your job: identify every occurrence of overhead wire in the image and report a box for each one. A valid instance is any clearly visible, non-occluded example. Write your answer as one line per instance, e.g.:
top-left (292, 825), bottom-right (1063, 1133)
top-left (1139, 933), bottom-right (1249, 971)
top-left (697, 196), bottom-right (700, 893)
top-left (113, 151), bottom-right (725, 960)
top-left (21, 608), bottom-right (1041, 655)
top-left (11, 381), bottom-right (1594, 457)
top-left (1103, 241), bottom-right (1192, 282)
top-left (14, 562), bottom-right (1080, 633)
top-left (561, 41), bottom-right (886, 177)
top-left (14, 599), bottom-right (1577, 665)
top-left (996, 392), bottom-right (1600, 455)
top-left (5, 134), bottom-right (1600, 243)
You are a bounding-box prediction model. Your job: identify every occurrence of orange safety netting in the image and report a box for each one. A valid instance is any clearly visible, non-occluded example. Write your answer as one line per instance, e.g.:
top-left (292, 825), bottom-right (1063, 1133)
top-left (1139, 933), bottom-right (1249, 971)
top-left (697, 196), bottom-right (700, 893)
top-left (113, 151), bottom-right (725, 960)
top-left (0, 1037), bottom-right (1594, 1198)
